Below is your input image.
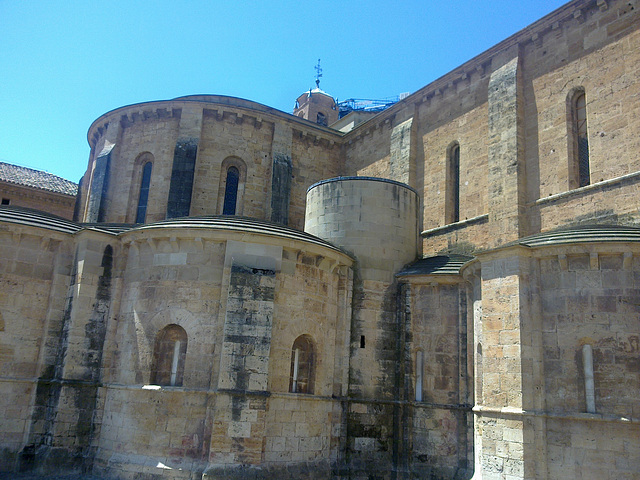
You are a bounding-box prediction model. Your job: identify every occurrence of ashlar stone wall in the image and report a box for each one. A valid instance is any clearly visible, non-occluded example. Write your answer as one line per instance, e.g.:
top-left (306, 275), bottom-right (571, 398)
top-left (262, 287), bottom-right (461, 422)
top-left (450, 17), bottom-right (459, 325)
top-left (105, 110), bottom-right (181, 224)
top-left (471, 241), bottom-right (640, 480)
top-left (403, 279), bottom-right (473, 478)
top-left (79, 98), bottom-right (343, 231)
top-left (0, 226), bottom-right (72, 470)
top-left (539, 247), bottom-right (640, 479)
top-left (0, 184), bottom-right (76, 220)
top-left (194, 110), bottom-right (275, 220)
top-left (88, 224), bottom-right (353, 479)
top-left (340, 0), bottom-right (640, 260)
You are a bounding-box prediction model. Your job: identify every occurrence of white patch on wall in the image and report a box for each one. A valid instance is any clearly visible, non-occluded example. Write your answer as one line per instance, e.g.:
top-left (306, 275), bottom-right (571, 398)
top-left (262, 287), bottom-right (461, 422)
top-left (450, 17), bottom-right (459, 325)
top-left (153, 252), bottom-right (188, 265)
top-left (225, 240), bottom-right (283, 271)
top-left (228, 421), bottom-right (252, 438)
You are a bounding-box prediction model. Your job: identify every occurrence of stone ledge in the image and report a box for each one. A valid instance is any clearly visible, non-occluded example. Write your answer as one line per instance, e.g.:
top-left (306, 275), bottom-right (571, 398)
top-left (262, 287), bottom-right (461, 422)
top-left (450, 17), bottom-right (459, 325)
top-left (421, 214), bottom-right (489, 237)
top-left (99, 383), bottom-right (341, 401)
top-left (534, 170), bottom-right (640, 206)
top-left (269, 392), bottom-right (336, 403)
top-left (0, 376), bottom-right (39, 384)
top-left (473, 405), bottom-right (639, 424)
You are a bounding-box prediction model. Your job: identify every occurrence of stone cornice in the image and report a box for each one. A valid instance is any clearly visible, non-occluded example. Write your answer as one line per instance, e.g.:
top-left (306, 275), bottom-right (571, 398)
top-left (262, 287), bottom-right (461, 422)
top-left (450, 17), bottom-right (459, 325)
top-left (88, 96), bottom-right (344, 149)
top-left (343, 0), bottom-right (615, 139)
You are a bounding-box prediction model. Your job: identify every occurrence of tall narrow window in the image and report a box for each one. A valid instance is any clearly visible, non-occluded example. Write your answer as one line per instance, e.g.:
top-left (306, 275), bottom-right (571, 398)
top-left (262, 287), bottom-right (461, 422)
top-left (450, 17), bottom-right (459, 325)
top-left (135, 161), bottom-right (152, 223)
top-left (571, 90), bottom-right (590, 187)
top-left (289, 335), bottom-right (315, 394)
top-left (476, 343), bottom-right (483, 405)
top-left (447, 142), bottom-right (460, 224)
top-left (151, 324), bottom-right (187, 386)
top-left (582, 344), bottom-right (596, 413)
top-left (217, 157), bottom-right (246, 216)
top-left (316, 112), bottom-right (327, 126)
top-left (415, 350), bottom-right (423, 402)
top-left (222, 166), bottom-right (240, 215)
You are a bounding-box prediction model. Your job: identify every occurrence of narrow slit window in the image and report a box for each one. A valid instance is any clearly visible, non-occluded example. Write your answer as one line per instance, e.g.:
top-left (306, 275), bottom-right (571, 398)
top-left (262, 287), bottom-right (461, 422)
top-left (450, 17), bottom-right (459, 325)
top-left (447, 143), bottom-right (460, 224)
top-left (222, 166), bottom-right (240, 215)
top-left (135, 161), bottom-right (152, 223)
top-left (415, 350), bottom-right (423, 402)
top-left (170, 340), bottom-right (181, 386)
top-left (582, 344), bottom-right (596, 413)
top-left (476, 343), bottom-right (483, 404)
top-left (574, 91), bottom-right (590, 187)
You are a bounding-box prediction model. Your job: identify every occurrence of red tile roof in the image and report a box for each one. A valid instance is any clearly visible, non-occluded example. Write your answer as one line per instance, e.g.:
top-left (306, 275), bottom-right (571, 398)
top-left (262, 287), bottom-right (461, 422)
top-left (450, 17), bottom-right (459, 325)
top-left (0, 162), bottom-right (78, 196)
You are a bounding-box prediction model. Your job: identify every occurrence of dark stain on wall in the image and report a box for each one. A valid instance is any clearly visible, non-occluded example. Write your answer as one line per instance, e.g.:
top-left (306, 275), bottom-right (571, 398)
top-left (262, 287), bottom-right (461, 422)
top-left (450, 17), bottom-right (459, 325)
top-left (167, 138), bottom-right (198, 218)
top-left (271, 153), bottom-right (292, 225)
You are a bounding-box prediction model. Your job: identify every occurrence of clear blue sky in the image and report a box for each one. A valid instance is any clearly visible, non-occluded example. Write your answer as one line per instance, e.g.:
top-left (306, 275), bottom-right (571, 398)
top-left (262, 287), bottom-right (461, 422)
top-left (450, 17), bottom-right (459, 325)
top-left (0, 0), bottom-right (567, 182)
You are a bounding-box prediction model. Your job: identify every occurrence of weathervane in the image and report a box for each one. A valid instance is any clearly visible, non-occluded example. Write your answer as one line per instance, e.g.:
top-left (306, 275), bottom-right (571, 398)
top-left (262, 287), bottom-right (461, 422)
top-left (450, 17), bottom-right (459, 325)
top-left (314, 58), bottom-right (322, 89)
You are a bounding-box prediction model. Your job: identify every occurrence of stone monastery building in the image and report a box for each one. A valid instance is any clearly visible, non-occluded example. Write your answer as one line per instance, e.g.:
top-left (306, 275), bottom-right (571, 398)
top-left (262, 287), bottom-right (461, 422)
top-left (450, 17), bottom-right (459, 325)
top-left (1, 0), bottom-right (639, 478)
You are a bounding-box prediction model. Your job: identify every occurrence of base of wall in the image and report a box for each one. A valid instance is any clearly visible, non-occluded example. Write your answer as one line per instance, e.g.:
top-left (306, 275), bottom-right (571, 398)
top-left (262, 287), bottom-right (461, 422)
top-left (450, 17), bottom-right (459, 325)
top-left (1, 454), bottom-right (474, 480)
top-left (0, 448), bottom-right (18, 473)
top-left (93, 453), bottom-right (207, 480)
top-left (203, 460), bottom-right (334, 480)
top-left (15, 445), bottom-right (89, 477)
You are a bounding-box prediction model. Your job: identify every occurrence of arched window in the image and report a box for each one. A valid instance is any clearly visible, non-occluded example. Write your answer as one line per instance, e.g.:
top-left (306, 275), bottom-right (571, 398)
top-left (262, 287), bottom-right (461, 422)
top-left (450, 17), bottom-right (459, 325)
top-left (127, 152), bottom-right (154, 223)
top-left (568, 89), bottom-right (590, 188)
top-left (289, 335), bottom-right (315, 394)
top-left (446, 142), bottom-right (460, 224)
top-left (217, 157), bottom-right (246, 216)
top-left (573, 91), bottom-right (590, 187)
top-left (316, 112), bottom-right (327, 126)
top-left (135, 161), bottom-right (152, 223)
top-left (222, 166), bottom-right (240, 215)
top-left (150, 324), bottom-right (187, 386)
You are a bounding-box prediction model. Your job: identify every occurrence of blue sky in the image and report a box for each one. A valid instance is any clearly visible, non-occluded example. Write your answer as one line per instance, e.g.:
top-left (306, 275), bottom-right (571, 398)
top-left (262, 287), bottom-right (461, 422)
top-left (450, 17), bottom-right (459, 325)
top-left (0, 0), bottom-right (567, 182)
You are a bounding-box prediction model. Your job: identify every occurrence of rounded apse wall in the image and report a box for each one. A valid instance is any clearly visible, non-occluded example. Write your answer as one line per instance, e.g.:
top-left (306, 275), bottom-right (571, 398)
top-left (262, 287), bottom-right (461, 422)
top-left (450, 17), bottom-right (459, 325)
top-left (305, 176), bottom-right (419, 280)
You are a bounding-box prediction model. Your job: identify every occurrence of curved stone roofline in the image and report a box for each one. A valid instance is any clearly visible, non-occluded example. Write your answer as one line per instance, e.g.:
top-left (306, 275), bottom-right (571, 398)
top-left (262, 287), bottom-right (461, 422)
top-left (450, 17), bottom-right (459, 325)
top-left (0, 206), bottom-right (128, 235)
top-left (88, 94), bottom-right (343, 145)
top-left (396, 254), bottom-right (475, 277)
top-left (397, 224), bottom-right (640, 276)
top-left (512, 224), bottom-right (640, 248)
top-left (126, 215), bottom-right (352, 256)
top-left (307, 176), bottom-right (419, 196)
top-left (0, 206), bottom-right (84, 234)
top-left (0, 207), bottom-right (351, 257)
top-left (470, 224), bottom-right (640, 257)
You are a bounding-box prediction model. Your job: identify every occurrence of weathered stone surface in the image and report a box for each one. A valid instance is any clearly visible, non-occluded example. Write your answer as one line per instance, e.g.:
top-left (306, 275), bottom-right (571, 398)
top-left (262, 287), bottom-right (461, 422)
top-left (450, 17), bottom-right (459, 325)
top-left (270, 153), bottom-right (292, 225)
top-left (2, 1), bottom-right (640, 479)
top-left (166, 138), bottom-right (198, 219)
top-left (85, 146), bottom-right (111, 223)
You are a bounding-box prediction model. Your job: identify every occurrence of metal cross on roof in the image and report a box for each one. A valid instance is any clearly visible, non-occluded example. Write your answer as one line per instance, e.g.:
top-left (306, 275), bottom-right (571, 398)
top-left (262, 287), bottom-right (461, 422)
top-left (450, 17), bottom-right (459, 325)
top-left (315, 58), bottom-right (322, 88)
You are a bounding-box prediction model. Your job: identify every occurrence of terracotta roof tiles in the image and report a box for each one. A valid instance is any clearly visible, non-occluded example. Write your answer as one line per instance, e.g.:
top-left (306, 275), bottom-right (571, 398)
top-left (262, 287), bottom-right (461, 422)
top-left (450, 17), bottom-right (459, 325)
top-left (0, 162), bottom-right (78, 196)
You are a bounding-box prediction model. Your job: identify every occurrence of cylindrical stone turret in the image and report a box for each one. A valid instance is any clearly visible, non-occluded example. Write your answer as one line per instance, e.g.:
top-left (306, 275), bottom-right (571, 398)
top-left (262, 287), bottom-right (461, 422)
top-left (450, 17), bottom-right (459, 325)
top-left (305, 176), bottom-right (418, 280)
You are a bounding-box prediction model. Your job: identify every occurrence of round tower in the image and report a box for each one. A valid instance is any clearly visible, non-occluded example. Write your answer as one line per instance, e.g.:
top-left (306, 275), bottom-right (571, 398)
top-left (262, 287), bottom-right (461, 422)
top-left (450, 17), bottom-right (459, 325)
top-left (305, 176), bottom-right (418, 279)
